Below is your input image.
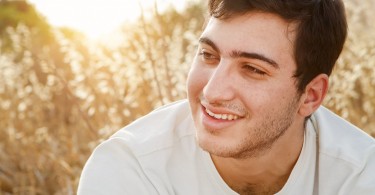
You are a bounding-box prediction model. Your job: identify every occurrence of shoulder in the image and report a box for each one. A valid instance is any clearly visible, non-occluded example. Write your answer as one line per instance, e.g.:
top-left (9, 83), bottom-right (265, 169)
top-left (111, 99), bottom-right (195, 156)
top-left (78, 136), bottom-right (159, 194)
top-left (311, 106), bottom-right (375, 193)
top-left (78, 100), bottom-right (197, 194)
top-left (311, 106), bottom-right (375, 163)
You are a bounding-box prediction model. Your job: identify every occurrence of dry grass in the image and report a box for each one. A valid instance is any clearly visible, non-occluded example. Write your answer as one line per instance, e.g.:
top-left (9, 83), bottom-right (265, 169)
top-left (324, 0), bottom-right (375, 137)
top-left (0, 1), bottom-right (374, 194)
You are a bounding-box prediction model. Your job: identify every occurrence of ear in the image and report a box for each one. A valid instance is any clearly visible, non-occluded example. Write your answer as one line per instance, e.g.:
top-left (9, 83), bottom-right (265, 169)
top-left (298, 74), bottom-right (329, 117)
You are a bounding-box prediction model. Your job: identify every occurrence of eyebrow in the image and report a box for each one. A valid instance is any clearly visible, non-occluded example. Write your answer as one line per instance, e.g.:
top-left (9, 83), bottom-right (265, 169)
top-left (199, 37), bottom-right (280, 69)
top-left (199, 37), bottom-right (220, 53)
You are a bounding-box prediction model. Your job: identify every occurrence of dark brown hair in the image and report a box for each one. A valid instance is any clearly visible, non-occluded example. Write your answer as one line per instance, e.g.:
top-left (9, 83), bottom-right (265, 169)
top-left (208, 0), bottom-right (348, 92)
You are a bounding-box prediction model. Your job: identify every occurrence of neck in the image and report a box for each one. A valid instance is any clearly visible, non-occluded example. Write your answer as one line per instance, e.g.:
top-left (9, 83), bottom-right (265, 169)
top-left (211, 121), bottom-right (305, 194)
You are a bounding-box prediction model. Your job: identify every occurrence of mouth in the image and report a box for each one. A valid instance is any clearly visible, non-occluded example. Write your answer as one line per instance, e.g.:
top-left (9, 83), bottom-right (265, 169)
top-left (199, 103), bottom-right (245, 131)
top-left (204, 107), bottom-right (241, 121)
top-left (205, 107), bottom-right (239, 120)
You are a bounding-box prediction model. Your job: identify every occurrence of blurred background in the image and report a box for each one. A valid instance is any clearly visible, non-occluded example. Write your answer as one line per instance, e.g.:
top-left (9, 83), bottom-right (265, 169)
top-left (0, 0), bottom-right (374, 194)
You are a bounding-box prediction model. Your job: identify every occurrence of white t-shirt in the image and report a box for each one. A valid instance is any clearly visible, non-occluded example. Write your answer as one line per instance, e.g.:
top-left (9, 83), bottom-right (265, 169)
top-left (78, 100), bottom-right (375, 195)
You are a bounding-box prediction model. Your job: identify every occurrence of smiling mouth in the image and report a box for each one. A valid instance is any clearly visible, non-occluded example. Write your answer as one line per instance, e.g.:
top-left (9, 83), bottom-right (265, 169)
top-left (205, 107), bottom-right (240, 120)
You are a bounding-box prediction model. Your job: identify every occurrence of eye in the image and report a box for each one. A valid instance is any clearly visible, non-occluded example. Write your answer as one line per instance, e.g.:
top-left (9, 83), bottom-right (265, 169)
top-left (243, 65), bottom-right (267, 76)
top-left (198, 49), bottom-right (219, 64)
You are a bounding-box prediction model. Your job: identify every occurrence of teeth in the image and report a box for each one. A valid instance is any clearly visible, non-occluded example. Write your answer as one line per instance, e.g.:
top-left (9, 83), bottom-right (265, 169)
top-left (205, 108), bottom-right (239, 120)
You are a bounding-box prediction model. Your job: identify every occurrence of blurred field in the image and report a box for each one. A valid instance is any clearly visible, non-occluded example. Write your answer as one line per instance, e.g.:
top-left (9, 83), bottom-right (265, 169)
top-left (324, 0), bottom-right (375, 136)
top-left (0, 0), bottom-right (374, 194)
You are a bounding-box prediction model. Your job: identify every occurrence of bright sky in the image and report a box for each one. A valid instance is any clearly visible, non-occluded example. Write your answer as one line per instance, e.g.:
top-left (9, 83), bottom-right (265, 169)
top-left (28, 0), bottom-right (188, 39)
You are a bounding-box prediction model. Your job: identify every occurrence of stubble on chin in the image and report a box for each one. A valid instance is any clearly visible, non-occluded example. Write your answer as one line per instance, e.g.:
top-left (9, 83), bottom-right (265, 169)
top-left (198, 121), bottom-right (291, 160)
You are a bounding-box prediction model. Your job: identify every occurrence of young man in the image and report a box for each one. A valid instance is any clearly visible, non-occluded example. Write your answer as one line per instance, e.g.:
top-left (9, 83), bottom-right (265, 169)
top-left (78, 0), bottom-right (375, 194)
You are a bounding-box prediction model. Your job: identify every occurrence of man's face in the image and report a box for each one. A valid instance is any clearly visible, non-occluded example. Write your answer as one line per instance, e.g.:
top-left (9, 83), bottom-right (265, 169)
top-left (187, 12), bottom-right (303, 158)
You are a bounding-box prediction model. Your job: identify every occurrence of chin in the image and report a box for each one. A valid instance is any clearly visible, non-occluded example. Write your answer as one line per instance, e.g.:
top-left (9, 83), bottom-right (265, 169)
top-left (196, 125), bottom-right (276, 159)
top-left (195, 126), bottom-right (237, 157)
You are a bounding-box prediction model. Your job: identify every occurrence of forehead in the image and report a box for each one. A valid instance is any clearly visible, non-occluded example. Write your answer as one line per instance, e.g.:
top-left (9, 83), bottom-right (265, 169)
top-left (201, 12), bottom-right (297, 69)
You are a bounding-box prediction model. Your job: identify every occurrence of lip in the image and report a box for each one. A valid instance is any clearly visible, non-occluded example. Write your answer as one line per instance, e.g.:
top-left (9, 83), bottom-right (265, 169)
top-left (200, 105), bottom-right (241, 131)
top-left (201, 101), bottom-right (244, 117)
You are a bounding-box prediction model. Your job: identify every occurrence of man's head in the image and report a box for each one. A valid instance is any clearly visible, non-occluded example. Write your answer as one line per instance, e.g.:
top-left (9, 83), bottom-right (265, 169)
top-left (208, 0), bottom-right (348, 92)
top-left (186, 0), bottom-right (347, 158)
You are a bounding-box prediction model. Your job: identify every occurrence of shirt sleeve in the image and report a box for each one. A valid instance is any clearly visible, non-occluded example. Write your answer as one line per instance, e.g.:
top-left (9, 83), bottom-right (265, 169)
top-left (77, 138), bottom-right (158, 195)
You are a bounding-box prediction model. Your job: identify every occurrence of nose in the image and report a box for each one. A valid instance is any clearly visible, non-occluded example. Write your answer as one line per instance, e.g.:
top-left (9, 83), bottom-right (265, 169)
top-left (203, 62), bottom-right (235, 103)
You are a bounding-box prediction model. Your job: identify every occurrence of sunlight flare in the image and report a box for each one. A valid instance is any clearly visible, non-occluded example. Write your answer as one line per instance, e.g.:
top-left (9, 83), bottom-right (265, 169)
top-left (28, 0), bottom-right (188, 39)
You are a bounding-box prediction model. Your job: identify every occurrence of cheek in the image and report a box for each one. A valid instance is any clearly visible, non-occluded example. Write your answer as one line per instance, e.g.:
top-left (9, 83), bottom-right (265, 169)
top-left (240, 83), bottom-right (296, 112)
